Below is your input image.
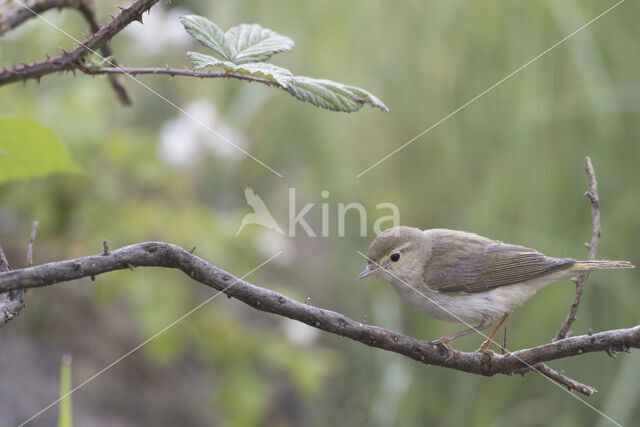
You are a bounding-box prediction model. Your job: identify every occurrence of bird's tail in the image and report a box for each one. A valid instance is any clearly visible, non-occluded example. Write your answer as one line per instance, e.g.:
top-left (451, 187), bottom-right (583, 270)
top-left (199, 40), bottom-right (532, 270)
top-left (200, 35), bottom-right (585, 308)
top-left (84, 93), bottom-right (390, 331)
top-left (572, 260), bottom-right (635, 272)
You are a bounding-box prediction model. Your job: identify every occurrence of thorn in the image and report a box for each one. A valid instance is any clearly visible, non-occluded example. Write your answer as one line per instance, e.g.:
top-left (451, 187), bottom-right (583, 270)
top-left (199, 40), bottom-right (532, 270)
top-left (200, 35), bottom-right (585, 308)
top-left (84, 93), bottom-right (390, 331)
top-left (587, 328), bottom-right (593, 336)
top-left (189, 246), bottom-right (196, 254)
top-left (127, 263), bottom-right (135, 271)
top-left (605, 346), bottom-right (617, 358)
top-left (584, 242), bottom-right (591, 249)
top-left (305, 297), bottom-right (311, 305)
top-left (103, 239), bottom-right (109, 255)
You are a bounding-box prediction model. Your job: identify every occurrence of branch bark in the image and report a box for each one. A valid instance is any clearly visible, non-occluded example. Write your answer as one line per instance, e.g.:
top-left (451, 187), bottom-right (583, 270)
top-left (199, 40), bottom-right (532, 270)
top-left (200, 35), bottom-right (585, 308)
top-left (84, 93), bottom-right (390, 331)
top-left (0, 241), bottom-right (637, 387)
top-left (0, 0), bottom-right (132, 104)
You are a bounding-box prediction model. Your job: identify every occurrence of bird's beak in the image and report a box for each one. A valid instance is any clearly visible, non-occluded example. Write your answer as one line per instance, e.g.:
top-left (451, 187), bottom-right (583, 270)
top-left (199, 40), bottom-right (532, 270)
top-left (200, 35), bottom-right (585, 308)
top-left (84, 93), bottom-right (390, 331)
top-left (358, 265), bottom-right (377, 279)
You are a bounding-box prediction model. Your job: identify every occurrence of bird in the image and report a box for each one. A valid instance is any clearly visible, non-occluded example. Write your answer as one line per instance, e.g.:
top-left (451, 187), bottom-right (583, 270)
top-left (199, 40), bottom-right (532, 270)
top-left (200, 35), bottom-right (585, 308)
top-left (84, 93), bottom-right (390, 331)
top-left (359, 226), bottom-right (634, 352)
top-left (236, 187), bottom-right (285, 236)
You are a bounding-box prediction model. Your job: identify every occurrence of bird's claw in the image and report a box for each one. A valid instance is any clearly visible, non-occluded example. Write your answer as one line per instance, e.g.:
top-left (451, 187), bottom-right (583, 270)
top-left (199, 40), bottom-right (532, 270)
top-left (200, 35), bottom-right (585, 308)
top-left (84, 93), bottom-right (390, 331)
top-left (432, 339), bottom-right (454, 359)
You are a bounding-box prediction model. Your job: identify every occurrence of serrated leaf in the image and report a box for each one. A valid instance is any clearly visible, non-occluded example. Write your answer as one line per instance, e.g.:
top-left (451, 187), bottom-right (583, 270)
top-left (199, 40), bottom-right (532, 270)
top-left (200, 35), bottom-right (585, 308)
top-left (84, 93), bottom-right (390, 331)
top-left (342, 84), bottom-right (389, 112)
top-left (286, 76), bottom-right (388, 112)
top-left (180, 15), bottom-right (231, 60)
top-left (224, 24), bottom-right (294, 63)
top-left (187, 52), bottom-right (293, 88)
top-left (0, 118), bottom-right (80, 184)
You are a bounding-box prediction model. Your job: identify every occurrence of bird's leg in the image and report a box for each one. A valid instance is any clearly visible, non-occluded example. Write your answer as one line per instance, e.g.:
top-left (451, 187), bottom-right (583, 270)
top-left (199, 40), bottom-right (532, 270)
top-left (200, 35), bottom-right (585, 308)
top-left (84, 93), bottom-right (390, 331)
top-left (432, 315), bottom-right (494, 351)
top-left (477, 312), bottom-right (510, 354)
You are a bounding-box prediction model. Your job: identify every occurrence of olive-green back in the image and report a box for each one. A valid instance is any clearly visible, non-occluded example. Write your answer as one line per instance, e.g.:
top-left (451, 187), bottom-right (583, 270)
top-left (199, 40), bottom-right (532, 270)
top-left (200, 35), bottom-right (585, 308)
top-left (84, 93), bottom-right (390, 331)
top-left (423, 230), bottom-right (575, 294)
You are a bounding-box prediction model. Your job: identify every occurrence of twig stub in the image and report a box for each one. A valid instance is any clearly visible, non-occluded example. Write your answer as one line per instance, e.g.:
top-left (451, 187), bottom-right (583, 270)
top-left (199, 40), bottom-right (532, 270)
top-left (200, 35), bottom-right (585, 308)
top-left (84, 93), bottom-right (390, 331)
top-left (26, 220), bottom-right (39, 267)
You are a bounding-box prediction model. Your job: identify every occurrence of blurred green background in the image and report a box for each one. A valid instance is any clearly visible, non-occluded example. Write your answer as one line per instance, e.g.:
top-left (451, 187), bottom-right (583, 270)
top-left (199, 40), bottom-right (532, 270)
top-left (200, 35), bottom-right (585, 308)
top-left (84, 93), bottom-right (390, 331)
top-left (1, 0), bottom-right (639, 425)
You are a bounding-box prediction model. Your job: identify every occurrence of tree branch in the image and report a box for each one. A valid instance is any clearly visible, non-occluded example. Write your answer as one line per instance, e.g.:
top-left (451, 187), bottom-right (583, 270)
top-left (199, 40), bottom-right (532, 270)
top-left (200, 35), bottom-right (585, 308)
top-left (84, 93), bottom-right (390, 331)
top-left (0, 241), bottom-right (637, 391)
top-left (0, 0), bottom-right (132, 104)
top-left (553, 156), bottom-right (601, 341)
top-left (0, 0), bottom-right (158, 86)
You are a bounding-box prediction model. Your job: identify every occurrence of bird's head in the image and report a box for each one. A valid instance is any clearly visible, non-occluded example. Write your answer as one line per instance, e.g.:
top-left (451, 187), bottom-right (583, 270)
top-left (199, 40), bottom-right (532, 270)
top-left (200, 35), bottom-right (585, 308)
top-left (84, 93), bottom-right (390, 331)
top-left (359, 226), bottom-right (427, 285)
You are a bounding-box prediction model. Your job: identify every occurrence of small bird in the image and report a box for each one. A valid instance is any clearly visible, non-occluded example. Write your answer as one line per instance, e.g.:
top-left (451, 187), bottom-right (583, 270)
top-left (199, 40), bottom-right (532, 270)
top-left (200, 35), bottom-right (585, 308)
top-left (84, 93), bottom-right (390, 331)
top-left (359, 226), bottom-right (634, 352)
top-left (236, 187), bottom-right (285, 236)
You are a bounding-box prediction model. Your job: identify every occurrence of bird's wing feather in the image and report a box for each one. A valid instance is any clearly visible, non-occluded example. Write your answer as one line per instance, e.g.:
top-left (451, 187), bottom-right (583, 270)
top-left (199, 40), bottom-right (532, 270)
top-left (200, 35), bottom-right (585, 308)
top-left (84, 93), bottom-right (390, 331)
top-left (424, 237), bottom-right (575, 294)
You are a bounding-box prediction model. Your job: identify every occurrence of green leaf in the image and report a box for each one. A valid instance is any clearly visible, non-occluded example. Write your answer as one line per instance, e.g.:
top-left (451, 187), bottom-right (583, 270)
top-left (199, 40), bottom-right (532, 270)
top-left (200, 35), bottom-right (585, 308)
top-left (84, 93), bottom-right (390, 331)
top-left (0, 118), bottom-right (79, 184)
top-left (342, 84), bottom-right (389, 112)
top-left (286, 76), bottom-right (389, 112)
top-left (57, 355), bottom-right (73, 427)
top-left (179, 15), bottom-right (231, 60)
top-left (180, 15), bottom-right (388, 113)
top-left (224, 24), bottom-right (294, 63)
top-left (187, 52), bottom-right (293, 88)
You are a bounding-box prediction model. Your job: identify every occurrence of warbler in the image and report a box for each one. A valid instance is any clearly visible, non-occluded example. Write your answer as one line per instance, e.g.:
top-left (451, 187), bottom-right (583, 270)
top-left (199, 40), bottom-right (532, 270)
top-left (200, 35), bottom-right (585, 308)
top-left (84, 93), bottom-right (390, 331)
top-left (359, 226), bottom-right (634, 352)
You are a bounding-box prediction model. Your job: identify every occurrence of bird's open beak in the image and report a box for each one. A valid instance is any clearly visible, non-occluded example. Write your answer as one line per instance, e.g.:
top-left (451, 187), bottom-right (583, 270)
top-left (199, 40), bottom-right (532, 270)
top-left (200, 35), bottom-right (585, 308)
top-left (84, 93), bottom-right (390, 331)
top-left (358, 265), bottom-right (377, 279)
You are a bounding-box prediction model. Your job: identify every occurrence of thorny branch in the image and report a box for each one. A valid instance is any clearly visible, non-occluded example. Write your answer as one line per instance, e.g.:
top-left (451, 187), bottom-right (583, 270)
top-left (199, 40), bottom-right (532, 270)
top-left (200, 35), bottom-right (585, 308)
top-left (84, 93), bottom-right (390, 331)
top-left (0, 0), bottom-right (159, 87)
top-left (0, 0), bottom-right (131, 104)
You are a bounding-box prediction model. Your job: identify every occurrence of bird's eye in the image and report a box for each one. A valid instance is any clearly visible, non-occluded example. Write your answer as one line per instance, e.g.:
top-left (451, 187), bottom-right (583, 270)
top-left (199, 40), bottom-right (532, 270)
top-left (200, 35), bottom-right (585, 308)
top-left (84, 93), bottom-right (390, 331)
top-left (390, 253), bottom-right (400, 262)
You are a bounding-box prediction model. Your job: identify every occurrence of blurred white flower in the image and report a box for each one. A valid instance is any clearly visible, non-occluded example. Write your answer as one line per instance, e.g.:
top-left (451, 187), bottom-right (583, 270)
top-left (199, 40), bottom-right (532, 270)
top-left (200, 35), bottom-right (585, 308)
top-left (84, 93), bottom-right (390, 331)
top-left (124, 6), bottom-right (191, 56)
top-left (282, 318), bottom-right (319, 347)
top-left (159, 99), bottom-right (246, 167)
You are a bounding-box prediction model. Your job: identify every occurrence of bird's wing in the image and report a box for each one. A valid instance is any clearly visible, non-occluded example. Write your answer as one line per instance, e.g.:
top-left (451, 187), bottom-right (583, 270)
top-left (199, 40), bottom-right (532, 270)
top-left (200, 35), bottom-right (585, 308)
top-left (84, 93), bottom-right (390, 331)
top-left (425, 239), bottom-right (575, 294)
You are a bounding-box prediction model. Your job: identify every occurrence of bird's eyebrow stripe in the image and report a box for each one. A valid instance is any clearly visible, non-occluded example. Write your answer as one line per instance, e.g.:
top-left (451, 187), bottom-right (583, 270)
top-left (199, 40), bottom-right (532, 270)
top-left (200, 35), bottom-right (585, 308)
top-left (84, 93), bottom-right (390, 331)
top-left (383, 241), bottom-right (414, 258)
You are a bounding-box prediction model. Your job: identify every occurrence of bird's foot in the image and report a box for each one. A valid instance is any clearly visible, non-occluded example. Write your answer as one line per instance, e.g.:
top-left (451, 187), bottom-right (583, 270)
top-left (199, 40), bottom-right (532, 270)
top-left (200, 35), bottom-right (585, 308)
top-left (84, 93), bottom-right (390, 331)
top-left (475, 346), bottom-right (495, 357)
top-left (432, 338), bottom-right (454, 359)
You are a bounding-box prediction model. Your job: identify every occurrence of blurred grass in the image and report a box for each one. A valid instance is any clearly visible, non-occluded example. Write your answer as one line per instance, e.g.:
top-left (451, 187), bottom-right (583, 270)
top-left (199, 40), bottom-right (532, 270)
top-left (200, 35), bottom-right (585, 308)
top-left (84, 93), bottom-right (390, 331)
top-left (1, 0), bottom-right (639, 425)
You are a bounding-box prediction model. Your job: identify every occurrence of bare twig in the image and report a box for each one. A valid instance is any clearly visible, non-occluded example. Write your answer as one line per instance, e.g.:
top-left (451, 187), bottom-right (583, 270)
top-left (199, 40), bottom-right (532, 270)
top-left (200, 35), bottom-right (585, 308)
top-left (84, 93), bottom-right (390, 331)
top-left (553, 156), bottom-right (601, 341)
top-left (26, 220), bottom-right (39, 267)
top-left (516, 364), bottom-right (597, 396)
top-left (0, 241), bottom-right (637, 394)
top-left (0, 0), bottom-right (131, 104)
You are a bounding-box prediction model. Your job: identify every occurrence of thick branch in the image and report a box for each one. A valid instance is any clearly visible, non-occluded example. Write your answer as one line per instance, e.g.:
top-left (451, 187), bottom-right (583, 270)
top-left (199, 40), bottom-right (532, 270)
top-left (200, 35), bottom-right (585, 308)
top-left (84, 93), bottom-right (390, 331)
top-left (0, 242), bottom-right (637, 382)
top-left (553, 156), bottom-right (601, 341)
top-left (0, 0), bottom-right (158, 86)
